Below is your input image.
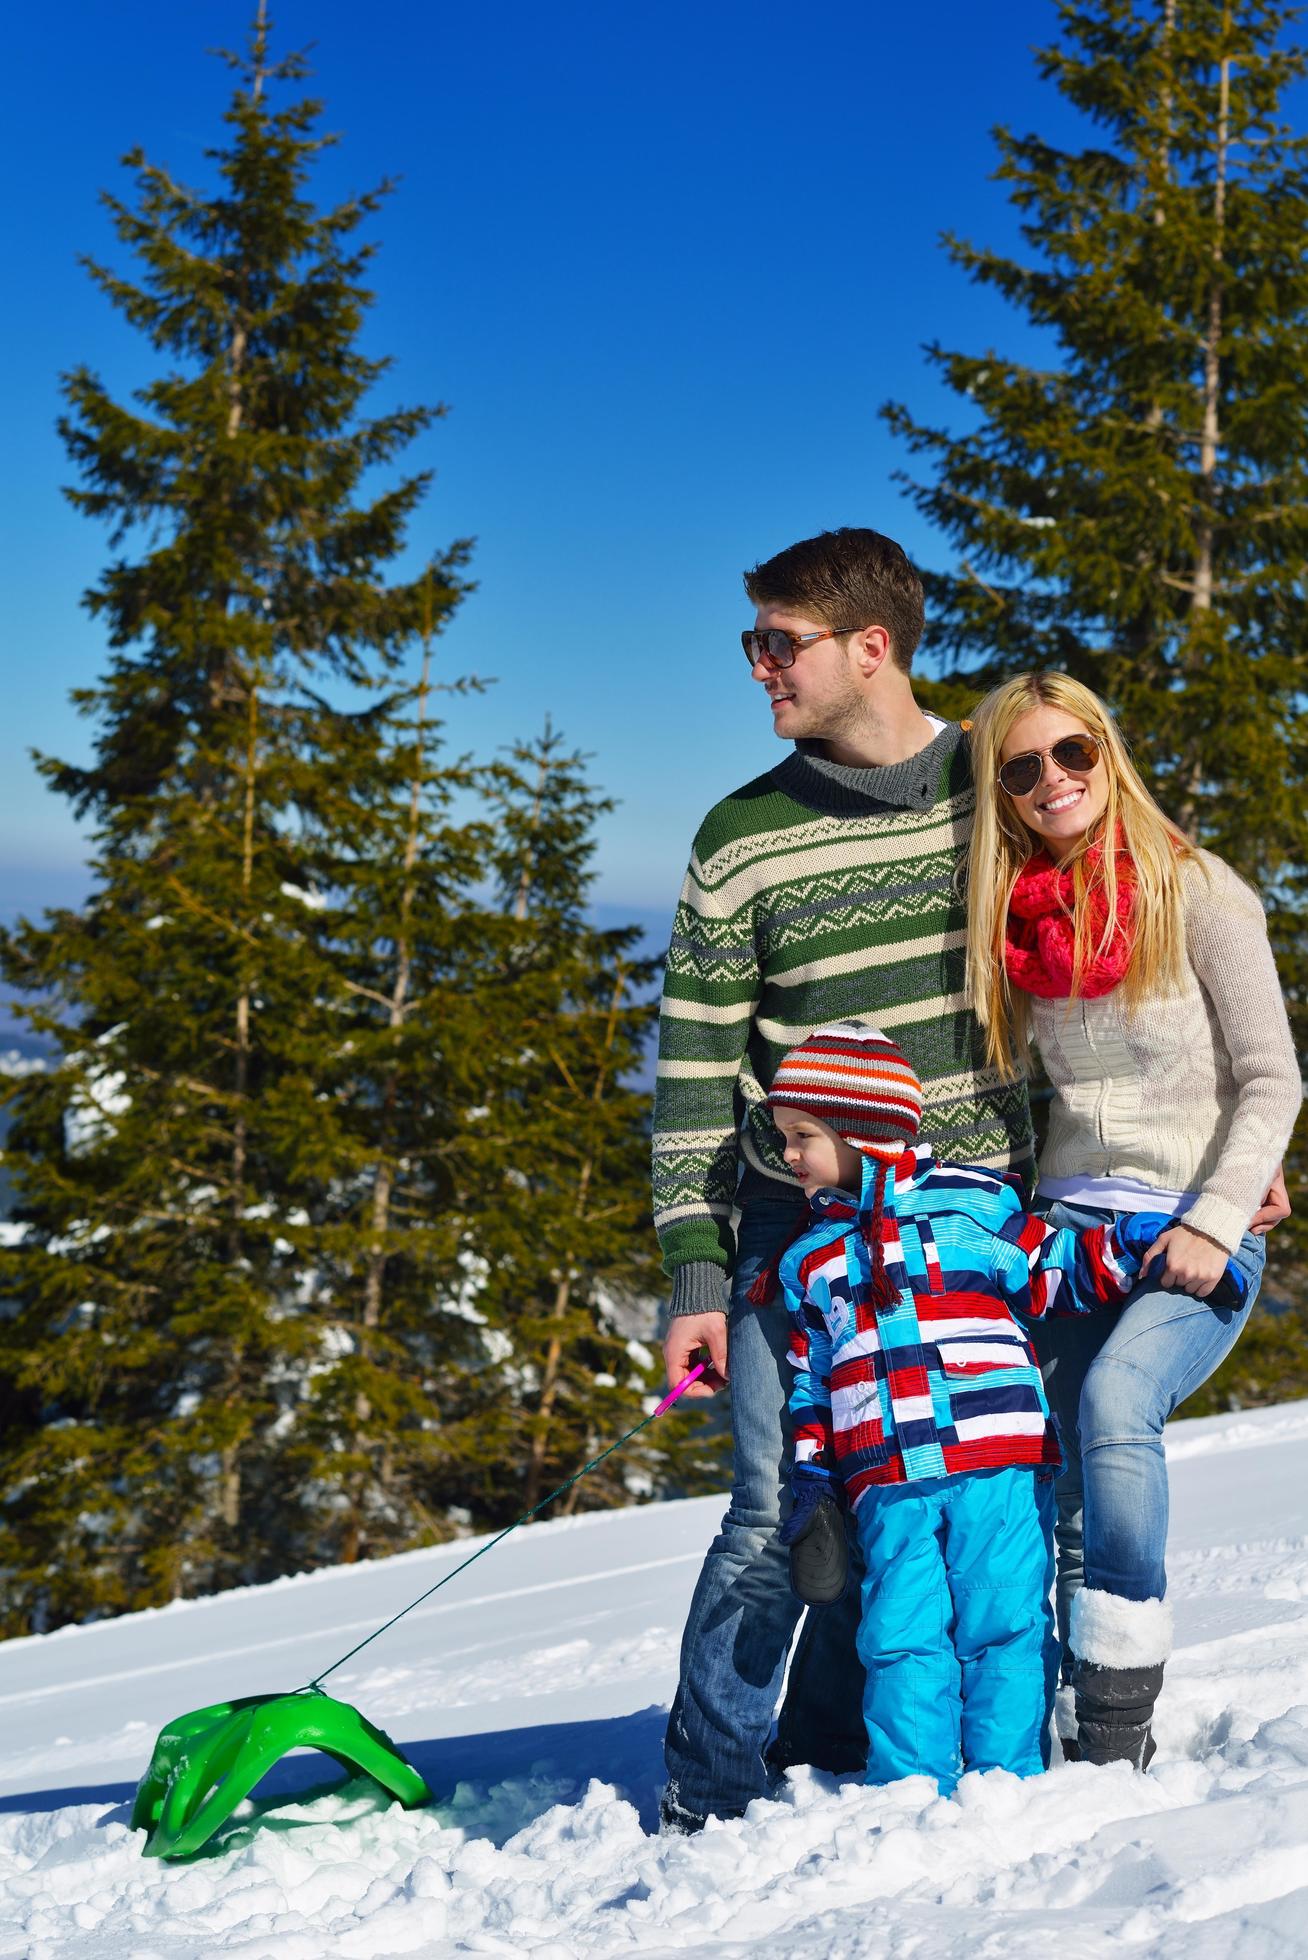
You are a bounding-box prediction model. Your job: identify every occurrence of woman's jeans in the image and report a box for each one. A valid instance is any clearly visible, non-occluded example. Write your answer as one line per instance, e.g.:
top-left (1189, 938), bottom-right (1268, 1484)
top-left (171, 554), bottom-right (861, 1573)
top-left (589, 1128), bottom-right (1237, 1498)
top-left (662, 1197), bottom-right (867, 1826)
top-left (1030, 1199), bottom-right (1265, 1642)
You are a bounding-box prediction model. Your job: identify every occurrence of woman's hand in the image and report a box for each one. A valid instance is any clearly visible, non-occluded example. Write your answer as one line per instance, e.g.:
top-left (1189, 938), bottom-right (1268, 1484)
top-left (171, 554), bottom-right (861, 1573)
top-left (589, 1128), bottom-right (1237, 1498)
top-left (1140, 1222), bottom-right (1231, 1299)
top-left (1251, 1167), bottom-right (1291, 1235)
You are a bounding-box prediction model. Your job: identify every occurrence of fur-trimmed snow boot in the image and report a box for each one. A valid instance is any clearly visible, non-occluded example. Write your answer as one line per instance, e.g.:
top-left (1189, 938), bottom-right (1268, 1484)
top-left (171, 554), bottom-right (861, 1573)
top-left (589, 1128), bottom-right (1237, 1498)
top-left (1069, 1588), bottom-right (1172, 1770)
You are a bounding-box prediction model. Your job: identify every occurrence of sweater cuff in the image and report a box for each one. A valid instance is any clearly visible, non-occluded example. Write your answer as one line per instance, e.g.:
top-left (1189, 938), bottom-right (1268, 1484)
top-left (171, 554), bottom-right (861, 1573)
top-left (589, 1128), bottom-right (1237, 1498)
top-left (666, 1262), bottom-right (730, 1321)
top-left (1182, 1192), bottom-right (1249, 1256)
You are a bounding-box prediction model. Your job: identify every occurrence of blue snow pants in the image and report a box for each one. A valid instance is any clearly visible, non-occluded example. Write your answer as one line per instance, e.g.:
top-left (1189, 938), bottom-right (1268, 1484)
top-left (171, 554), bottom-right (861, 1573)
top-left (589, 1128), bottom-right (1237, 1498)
top-left (854, 1464), bottom-right (1059, 1791)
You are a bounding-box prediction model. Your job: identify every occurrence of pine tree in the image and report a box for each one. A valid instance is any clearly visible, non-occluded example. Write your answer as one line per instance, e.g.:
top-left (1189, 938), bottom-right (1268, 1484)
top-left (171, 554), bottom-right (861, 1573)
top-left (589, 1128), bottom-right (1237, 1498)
top-left (883, 0), bottom-right (1307, 1397)
top-left (0, 9), bottom-right (470, 1630)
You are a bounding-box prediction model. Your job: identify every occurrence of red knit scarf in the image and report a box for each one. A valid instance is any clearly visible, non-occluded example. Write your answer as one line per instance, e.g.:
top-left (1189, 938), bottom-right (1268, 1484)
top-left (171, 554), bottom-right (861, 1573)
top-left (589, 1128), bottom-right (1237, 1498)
top-left (1004, 834), bottom-right (1136, 1000)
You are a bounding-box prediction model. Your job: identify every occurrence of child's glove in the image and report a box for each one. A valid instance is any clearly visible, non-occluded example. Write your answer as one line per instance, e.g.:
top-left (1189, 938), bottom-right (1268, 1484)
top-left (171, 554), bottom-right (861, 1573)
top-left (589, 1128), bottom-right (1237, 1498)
top-left (779, 1463), bottom-right (848, 1606)
top-left (1112, 1212), bottom-right (1251, 1311)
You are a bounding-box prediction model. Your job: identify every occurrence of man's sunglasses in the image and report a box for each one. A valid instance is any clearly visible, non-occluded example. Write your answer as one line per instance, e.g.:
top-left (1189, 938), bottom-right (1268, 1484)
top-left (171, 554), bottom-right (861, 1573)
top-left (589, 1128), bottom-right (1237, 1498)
top-left (998, 733), bottom-right (1102, 797)
top-left (741, 625), bottom-right (864, 671)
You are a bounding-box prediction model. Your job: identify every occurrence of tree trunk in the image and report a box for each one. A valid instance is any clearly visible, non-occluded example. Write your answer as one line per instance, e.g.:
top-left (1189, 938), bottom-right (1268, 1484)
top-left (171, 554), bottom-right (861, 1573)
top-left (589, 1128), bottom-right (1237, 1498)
top-left (1152, 0), bottom-right (1175, 235)
top-left (230, 682), bottom-right (259, 1230)
top-left (513, 751), bottom-right (549, 922)
top-left (220, 1444), bottom-right (241, 1531)
top-left (351, 576), bottom-right (438, 1509)
top-left (558, 1441), bottom-right (594, 1518)
top-left (1192, 42), bottom-right (1229, 619)
top-left (522, 1258), bottom-right (582, 1515)
top-left (359, 606), bottom-right (432, 1335)
top-left (1178, 25), bottom-right (1231, 839)
top-left (219, 166), bottom-right (258, 1512)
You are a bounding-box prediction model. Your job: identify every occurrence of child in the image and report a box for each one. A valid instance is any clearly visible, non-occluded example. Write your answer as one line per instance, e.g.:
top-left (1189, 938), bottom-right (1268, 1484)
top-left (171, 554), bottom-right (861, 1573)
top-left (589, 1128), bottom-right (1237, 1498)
top-left (761, 1019), bottom-right (1245, 1790)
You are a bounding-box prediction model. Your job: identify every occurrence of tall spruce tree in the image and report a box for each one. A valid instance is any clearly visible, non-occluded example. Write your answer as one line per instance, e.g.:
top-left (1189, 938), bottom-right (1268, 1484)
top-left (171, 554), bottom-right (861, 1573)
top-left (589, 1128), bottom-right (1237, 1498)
top-left (884, 0), bottom-right (1307, 1400)
top-left (0, 10), bottom-right (471, 1629)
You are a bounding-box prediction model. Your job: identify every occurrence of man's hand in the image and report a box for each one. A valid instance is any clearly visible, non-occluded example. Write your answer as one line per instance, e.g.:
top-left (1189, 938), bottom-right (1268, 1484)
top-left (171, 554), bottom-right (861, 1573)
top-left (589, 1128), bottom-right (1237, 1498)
top-left (663, 1312), bottom-right (728, 1396)
top-left (1251, 1167), bottom-right (1291, 1235)
top-left (1141, 1222), bottom-right (1231, 1299)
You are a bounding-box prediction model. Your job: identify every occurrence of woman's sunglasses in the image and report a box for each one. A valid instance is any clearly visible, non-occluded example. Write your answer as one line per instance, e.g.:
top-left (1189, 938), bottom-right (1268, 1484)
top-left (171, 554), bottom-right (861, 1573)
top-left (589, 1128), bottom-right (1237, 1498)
top-left (998, 733), bottom-right (1101, 797)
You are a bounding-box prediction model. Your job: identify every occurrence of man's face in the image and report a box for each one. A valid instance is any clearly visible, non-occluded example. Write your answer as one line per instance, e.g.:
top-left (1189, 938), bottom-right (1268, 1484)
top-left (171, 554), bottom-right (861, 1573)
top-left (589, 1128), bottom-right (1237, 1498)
top-left (749, 604), bottom-right (867, 742)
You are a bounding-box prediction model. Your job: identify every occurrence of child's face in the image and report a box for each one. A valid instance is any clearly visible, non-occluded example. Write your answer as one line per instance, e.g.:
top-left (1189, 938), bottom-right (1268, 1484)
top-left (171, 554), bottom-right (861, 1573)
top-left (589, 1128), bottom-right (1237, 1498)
top-left (772, 1107), bottom-right (864, 1194)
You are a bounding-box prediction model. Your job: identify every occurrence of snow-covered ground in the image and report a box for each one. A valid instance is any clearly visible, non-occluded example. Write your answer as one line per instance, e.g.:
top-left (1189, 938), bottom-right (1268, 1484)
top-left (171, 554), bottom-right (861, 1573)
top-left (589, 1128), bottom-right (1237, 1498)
top-left (2, 1400), bottom-right (1308, 1957)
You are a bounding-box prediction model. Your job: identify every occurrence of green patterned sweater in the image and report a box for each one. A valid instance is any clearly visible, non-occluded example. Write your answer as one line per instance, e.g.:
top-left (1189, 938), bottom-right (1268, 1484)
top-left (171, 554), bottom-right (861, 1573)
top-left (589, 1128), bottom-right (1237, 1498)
top-left (653, 723), bottom-right (1033, 1316)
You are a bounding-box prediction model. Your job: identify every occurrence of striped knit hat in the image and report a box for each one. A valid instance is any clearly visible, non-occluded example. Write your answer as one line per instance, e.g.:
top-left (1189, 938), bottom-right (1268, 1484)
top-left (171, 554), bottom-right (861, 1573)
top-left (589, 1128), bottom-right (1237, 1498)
top-left (761, 1022), bottom-right (922, 1312)
top-left (766, 1020), bottom-right (923, 1163)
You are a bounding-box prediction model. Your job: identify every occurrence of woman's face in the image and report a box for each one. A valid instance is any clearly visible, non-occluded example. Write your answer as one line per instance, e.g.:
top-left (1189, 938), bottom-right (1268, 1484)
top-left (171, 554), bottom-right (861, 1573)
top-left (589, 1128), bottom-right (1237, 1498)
top-left (998, 704), bottom-right (1110, 860)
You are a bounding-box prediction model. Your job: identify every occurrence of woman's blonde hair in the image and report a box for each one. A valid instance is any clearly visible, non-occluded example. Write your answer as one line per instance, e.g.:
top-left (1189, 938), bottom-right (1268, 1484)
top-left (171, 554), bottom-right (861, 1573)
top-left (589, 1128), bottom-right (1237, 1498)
top-left (966, 671), bottom-right (1197, 1079)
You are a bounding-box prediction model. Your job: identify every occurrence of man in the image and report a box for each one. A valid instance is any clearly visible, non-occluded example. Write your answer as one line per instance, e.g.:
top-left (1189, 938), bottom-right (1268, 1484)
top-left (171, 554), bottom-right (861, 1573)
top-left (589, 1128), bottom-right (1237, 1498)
top-left (652, 527), bottom-right (1034, 1832)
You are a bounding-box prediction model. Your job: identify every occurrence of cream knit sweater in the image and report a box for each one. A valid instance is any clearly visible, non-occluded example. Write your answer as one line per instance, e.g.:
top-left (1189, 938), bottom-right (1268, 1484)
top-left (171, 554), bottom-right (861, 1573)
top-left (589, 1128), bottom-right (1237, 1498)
top-left (1032, 850), bottom-right (1302, 1254)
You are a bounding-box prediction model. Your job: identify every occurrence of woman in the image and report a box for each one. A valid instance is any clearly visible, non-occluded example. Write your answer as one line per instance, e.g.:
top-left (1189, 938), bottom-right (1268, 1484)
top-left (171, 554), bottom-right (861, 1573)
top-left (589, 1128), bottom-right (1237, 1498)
top-left (965, 672), bottom-right (1301, 1770)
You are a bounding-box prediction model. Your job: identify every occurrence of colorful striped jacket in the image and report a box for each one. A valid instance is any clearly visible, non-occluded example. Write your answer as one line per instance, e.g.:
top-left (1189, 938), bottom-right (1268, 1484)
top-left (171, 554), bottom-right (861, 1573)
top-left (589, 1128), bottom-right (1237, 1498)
top-left (780, 1145), bottom-right (1141, 1507)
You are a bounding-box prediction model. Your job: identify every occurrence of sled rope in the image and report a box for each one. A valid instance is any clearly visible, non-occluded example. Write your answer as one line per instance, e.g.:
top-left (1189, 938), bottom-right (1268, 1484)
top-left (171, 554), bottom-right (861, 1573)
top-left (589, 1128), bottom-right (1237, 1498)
top-left (303, 1363), bottom-right (707, 1691)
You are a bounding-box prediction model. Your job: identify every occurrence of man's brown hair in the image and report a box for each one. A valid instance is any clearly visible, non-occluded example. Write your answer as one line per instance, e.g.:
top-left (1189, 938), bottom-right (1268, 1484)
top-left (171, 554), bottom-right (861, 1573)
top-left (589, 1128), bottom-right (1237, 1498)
top-left (744, 527), bottom-right (925, 673)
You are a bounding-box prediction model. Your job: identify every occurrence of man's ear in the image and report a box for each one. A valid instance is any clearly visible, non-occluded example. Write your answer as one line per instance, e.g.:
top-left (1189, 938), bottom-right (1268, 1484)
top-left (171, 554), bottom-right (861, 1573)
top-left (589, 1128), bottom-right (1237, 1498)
top-left (852, 624), bottom-right (892, 675)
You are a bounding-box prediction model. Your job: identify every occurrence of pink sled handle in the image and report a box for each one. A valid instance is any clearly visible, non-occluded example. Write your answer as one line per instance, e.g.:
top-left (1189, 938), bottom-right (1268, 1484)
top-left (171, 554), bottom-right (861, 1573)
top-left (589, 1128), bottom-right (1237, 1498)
top-left (651, 1361), bottom-right (707, 1419)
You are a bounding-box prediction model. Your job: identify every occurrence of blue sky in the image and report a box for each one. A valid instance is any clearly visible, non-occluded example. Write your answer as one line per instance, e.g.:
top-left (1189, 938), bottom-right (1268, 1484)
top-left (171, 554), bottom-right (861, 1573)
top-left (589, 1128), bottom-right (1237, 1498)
top-left (4, 0), bottom-right (1097, 934)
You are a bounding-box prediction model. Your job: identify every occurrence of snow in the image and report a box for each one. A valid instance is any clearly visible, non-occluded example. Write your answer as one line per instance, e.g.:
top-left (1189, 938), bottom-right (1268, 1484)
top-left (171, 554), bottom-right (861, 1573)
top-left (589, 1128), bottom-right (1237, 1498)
top-left (1, 1402), bottom-right (1307, 1956)
top-left (0, 1048), bottom-right (49, 1078)
top-left (62, 1066), bottom-right (129, 1158)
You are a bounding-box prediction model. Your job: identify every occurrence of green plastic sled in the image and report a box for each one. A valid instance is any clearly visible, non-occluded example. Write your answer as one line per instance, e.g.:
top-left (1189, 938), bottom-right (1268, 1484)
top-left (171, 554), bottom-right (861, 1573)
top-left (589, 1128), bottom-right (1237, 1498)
top-left (131, 1689), bottom-right (431, 1860)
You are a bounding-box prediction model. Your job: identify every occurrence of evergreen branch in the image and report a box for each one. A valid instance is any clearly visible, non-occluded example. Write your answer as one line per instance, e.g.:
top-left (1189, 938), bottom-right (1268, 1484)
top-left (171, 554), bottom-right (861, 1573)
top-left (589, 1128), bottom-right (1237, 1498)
top-left (163, 875), bottom-right (259, 947)
top-left (339, 976), bottom-right (401, 1011)
top-left (547, 1046), bottom-right (581, 1097)
top-left (1157, 569), bottom-right (1246, 596)
top-left (130, 1063), bottom-right (242, 1107)
top-left (961, 559), bottom-right (1008, 608)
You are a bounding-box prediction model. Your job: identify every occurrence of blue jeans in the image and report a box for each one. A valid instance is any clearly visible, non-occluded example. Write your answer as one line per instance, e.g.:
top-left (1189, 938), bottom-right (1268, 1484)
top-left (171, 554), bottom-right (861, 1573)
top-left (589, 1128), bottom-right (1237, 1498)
top-left (662, 1198), bottom-right (867, 1824)
top-left (856, 1465), bottom-right (1058, 1790)
top-left (1030, 1200), bottom-right (1265, 1639)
